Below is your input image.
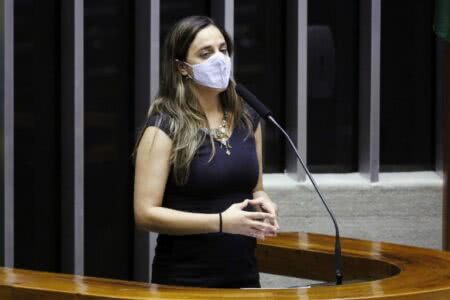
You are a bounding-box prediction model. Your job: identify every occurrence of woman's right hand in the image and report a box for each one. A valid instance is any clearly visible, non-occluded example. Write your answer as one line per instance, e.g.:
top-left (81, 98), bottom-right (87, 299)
top-left (221, 199), bottom-right (278, 240)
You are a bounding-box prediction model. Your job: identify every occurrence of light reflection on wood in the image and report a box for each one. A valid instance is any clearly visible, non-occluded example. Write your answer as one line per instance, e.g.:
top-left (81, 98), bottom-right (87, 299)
top-left (1, 232), bottom-right (450, 299)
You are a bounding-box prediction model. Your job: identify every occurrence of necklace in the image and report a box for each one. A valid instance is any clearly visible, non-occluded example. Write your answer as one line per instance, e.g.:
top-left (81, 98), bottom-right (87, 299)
top-left (201, 111), bottom-right (232, 155)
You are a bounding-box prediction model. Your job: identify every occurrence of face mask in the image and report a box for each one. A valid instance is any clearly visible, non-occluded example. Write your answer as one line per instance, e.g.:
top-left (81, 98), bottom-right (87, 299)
top-left (182, 52), bottom-right (232, 89)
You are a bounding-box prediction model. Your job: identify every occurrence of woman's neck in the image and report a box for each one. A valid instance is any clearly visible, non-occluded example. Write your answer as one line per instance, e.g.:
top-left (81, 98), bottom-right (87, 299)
top-left (192, 85), bottom-right (223, 115)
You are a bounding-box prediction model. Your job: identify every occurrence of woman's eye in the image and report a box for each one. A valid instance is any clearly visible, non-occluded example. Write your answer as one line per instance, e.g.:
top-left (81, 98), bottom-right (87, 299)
top-left (199, 49), bottom-right (227, 59)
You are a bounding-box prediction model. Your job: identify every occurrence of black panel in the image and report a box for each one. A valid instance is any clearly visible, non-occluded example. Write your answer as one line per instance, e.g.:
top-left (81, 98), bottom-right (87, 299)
top-left (14, 0), bottom-right (61, 271)
top-left (380, 0), bottom-right (435, 171)
top-left (160, 0), bottom-right (210, 47)
top-left (84, 0), bottom-right (134, 280)
top-left (307, 0), bottom-right (359, 173)
top-left (234, 0), bottom-right (286, 173)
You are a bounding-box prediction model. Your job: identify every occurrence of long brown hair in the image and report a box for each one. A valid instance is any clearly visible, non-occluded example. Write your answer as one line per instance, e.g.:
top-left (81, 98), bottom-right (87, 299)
top-left (132, 16), bottom-right (254, 185)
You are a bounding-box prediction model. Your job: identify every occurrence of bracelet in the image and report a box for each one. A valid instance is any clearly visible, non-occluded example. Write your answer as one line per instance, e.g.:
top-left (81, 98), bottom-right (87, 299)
top-left (219, 212), bottom-right (223, 233)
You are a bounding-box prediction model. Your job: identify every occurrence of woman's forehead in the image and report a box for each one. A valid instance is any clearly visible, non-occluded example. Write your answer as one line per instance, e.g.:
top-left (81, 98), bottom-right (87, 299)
top-left (189, 25), bottom-right (226, 52)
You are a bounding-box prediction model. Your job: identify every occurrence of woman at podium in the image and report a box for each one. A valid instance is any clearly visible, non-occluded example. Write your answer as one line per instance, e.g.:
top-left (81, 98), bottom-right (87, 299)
top-left (133, 15), bottom-right (279, 288)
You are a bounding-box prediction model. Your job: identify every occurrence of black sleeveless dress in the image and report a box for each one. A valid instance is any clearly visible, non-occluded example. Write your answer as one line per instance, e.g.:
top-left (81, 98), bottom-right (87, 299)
top-left (147, 104), bottom-right (261, 288)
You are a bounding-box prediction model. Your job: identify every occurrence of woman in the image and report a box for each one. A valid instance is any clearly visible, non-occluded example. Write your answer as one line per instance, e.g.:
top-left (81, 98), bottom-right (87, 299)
top-left (133, 16), bottom-right (279, 289)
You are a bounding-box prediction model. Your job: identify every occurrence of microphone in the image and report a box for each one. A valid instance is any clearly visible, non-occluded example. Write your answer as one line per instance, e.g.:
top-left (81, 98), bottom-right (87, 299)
top-left (235, 83), bottom-right (343, 285)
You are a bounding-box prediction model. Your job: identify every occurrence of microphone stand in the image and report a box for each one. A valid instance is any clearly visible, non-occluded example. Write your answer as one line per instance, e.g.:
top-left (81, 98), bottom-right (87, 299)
top-left (267, 115), bottom-right (343, 285)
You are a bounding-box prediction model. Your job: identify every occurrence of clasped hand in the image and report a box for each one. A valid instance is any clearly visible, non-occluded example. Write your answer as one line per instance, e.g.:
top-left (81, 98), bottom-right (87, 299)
top-left (221, 197), bottom-right (280, 240)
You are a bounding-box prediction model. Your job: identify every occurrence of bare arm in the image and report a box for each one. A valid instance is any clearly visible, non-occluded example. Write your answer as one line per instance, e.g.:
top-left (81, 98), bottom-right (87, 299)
top-left (252, 123), bottom-right (265, 200)
top-left (133, 126), bottom-right (220, 235)
top-left (134, 123), bottom-right (277, 238)
top-left (252, 123), bottom-right (279, 229)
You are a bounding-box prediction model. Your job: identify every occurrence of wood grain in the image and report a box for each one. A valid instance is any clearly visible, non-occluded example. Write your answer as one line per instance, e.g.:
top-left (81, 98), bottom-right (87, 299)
top-left (1, 232), bottom-right (450, 299)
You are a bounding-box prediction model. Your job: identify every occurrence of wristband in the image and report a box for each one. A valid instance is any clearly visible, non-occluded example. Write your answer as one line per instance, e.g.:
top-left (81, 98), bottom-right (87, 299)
top-left (219, 212), bottom-right (223, 233)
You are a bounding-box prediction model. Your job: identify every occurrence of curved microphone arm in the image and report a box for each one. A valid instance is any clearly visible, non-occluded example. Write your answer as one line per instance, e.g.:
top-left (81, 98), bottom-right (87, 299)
top-left (267, 115), bottom-right (343, 285)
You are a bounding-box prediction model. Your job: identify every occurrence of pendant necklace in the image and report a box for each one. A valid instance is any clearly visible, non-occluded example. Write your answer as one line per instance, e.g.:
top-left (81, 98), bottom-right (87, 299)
top-left (202, 111), bottom-right (232, 156)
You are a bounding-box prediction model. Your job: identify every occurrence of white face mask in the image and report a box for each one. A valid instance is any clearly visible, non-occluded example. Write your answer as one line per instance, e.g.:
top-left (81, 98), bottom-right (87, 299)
top-left (182, 52), bottom-right (232, 89)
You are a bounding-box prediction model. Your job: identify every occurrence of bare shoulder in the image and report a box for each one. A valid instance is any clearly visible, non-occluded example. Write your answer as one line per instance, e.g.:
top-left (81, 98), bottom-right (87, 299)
top-left (136, 126), bottom-right (173, 162)
top-left (255, 122), bottom-right (262, 140)
top-left (244, 103), bottom-right (261, 132)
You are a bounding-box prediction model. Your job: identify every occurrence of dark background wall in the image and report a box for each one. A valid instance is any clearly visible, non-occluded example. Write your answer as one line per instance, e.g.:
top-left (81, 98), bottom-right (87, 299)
top-left (84, 0), bottom-right (135, 279)
top-left (14, 0), bottom-right (61, 272)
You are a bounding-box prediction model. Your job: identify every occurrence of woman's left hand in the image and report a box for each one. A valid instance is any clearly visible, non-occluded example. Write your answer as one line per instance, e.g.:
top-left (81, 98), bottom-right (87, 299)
top-left (251, 194), bottom-right (280, 235)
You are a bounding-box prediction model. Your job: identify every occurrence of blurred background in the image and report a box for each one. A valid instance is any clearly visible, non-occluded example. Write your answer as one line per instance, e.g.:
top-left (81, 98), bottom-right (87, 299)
top-left (1, 0), bottom-right (449, 288)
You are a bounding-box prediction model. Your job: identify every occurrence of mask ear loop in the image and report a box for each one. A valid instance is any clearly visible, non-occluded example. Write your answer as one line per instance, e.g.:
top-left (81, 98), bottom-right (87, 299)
top-left (175, 59), bottom-right (193, 80)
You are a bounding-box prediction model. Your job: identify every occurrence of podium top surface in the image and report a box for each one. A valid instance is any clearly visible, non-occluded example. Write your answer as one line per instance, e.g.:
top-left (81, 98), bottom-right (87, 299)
top-left (1, 232), bottom-right (450, 299)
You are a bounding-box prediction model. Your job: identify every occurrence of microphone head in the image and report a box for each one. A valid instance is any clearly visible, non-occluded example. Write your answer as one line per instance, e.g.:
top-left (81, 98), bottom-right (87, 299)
top-left (235, 83), bottom-right (273, 119)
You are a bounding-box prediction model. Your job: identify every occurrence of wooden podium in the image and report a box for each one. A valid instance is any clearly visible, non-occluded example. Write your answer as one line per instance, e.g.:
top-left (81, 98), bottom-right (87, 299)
top-left (1, 232), bottom-right (450, 299)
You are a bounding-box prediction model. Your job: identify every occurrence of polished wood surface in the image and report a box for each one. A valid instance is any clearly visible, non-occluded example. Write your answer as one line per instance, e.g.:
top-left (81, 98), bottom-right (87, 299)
top-left (1, 232), bottom-right (450, 299)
